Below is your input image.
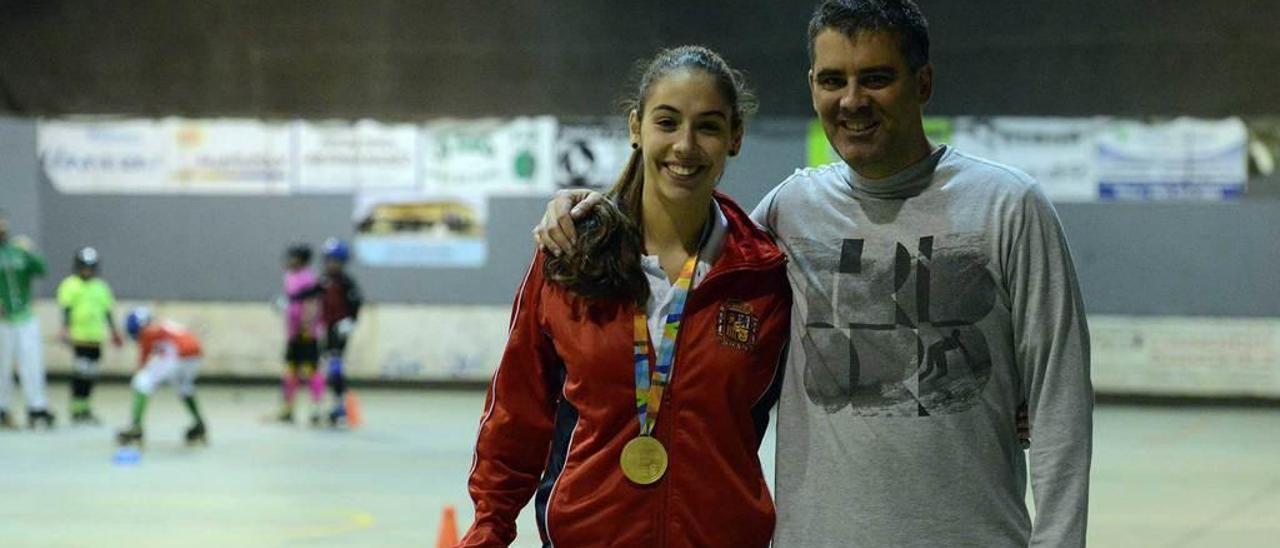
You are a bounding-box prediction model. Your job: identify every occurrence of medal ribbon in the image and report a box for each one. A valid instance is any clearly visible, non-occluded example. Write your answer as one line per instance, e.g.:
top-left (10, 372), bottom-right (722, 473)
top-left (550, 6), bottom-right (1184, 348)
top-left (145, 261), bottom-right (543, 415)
top-left (633, 254), bottom-right (698, 437)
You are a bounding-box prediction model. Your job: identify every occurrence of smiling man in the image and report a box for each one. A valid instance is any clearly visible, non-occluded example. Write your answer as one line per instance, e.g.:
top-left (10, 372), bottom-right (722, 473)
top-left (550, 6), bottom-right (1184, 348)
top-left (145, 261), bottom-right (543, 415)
top-left (753, 1), bottom-right (1093, 546)
top-left (534, 1), bottom-right (1092, 546)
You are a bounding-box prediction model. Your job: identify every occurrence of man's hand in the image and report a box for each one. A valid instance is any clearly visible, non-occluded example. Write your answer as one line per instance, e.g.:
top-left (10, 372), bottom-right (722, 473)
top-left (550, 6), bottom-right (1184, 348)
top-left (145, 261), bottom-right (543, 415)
top-left (531, 189), bottom-right (606, 256)
top-left (1017, 403), bottom-right (1031, 450)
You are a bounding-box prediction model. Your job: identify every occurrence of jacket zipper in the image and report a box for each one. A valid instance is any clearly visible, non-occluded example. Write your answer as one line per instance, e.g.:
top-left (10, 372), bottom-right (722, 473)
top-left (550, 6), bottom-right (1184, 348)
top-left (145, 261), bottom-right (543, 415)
top-left (656, 253), bottom-right (786, 546)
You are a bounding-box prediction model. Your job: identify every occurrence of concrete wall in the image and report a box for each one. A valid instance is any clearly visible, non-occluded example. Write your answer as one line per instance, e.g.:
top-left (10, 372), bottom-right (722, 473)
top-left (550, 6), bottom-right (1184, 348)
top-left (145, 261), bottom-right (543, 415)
top-left (0, 118), bottom-right (39, 244)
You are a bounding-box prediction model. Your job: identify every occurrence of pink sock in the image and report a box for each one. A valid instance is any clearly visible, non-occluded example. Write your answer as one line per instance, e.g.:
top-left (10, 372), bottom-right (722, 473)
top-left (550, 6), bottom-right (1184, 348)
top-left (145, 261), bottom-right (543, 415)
top-left (282, 372), bottom-right (299, 404)
top-left (308, 369), bottom-right (326, 402)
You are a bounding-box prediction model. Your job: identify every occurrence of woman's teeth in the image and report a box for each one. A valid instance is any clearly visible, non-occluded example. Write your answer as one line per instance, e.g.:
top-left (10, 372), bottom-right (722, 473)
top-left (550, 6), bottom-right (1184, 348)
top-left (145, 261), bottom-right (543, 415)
top-left (667, 164), bottom-right (700, 177)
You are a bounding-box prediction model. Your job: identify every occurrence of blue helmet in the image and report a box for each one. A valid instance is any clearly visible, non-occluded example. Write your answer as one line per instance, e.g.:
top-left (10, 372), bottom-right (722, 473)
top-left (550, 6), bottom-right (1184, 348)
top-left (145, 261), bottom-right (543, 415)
top-left (322, 238), bottom-right (350, 263)
top-left (125, 307), bottom-right (152, 339)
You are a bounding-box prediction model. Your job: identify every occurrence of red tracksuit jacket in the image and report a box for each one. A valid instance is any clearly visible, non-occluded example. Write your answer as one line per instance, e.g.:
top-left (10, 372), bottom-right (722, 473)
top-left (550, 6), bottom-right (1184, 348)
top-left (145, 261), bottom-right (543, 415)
top-left (463, 194), bottom-right (791, 547)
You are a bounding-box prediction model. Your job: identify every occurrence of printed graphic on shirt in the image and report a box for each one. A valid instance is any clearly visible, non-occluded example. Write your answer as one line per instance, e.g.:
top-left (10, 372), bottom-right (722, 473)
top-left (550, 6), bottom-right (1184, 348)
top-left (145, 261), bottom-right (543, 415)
top-left (715, 300), bottom-right (759, 352)
top-left (791, 234), bottom-right (996, 417)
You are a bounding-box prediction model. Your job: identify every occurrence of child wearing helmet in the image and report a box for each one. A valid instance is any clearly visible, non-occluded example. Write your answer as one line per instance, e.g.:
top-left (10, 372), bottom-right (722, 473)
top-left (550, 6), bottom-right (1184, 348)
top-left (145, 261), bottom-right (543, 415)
top-left (116, 308), bottom-right (207, 447)
top-left (56, 246), bottom-right (123, 425)
top-left (279, 243), bottom-right (326, 424)
top-left (293, 238), bottom-right (363, 426)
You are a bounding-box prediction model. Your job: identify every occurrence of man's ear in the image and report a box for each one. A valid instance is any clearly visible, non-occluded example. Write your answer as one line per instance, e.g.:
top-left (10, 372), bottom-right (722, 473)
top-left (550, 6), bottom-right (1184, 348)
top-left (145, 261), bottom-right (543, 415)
top-left (916, 63), bottom-right (934, 104)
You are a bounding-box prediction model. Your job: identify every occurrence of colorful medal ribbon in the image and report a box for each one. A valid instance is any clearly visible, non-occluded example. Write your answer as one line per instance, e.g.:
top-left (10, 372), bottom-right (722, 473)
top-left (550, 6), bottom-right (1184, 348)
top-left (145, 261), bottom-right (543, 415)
top-left (633, 254), bottom-right (698, 437)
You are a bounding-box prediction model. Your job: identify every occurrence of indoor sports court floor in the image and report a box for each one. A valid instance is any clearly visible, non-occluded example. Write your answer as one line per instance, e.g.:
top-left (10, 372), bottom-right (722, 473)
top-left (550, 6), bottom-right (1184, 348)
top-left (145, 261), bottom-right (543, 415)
top-left (2, 383), bottom-right (1277, 547)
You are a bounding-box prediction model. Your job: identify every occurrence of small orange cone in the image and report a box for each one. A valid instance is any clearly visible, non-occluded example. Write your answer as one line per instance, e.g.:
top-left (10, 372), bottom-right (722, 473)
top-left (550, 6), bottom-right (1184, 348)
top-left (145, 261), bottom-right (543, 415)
top-left (436, 505), bottom-right (459, 547)
top-left (344, 391), bottom-right (364, 429)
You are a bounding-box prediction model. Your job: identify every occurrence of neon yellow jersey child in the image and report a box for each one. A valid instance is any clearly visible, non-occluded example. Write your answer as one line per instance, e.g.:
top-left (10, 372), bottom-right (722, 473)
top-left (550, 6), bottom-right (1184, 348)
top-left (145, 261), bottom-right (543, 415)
top-left (56, 247), bottom-right (123, 424)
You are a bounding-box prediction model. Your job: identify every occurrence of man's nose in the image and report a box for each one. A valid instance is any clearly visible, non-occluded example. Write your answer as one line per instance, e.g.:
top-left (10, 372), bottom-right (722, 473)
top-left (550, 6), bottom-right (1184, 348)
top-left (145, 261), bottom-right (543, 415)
top-left (838, 84), bottom-right (869, 111)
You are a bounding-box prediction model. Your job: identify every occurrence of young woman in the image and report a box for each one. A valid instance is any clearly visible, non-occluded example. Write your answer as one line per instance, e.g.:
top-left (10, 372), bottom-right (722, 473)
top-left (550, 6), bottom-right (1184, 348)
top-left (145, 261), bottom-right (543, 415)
top-left (463, 46), bottom-right (791, 547)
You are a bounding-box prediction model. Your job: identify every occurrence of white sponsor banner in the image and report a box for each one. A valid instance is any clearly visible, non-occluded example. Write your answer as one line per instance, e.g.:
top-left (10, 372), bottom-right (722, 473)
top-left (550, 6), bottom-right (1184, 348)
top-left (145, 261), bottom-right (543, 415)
top-left (555, 122), bottom-right (632, 189)
top-left (352, 190), bottom-right (487, 268)
top-left (168, 119), bottom-right (292, 193)
top-left (1097, 117), bottom-right (1247, 200)
top-left (296, 120), bottom-right (418, 192)
top-left (419, 116), bottom-right (557, 194)
top-left (949, 117), bottom-right (1106, 202)
top-left (38, 119), bottom-right (173, 193)
top-left (39, 118), bottom-right (292, 194)
top-left (1090, 315), bottom-right (1280, 397)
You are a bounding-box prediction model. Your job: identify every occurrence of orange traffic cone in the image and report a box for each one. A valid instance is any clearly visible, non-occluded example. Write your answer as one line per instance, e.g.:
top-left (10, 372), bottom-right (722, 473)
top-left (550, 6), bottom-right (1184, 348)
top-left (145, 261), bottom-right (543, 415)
top-left (344, 391), bottom-right (364, 429)
top-left (436, 505), bottom-right (459, 548)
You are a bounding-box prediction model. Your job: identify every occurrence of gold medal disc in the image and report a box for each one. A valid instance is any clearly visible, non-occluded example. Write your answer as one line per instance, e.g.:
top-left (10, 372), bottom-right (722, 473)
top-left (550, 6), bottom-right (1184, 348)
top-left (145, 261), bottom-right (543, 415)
top-left (620, 436), bottom-right (668, 485)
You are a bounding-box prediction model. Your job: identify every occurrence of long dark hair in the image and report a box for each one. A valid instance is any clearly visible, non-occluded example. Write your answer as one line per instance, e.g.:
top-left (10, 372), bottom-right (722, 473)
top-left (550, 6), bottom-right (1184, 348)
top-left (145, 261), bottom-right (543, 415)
top-left (544, 45), bottom-right (756, 305)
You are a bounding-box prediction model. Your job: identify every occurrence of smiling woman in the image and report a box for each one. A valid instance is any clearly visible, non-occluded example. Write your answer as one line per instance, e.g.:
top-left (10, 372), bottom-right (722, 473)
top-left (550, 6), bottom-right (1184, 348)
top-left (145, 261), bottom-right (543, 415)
top-left (461, 46), bottom-right (792, 548)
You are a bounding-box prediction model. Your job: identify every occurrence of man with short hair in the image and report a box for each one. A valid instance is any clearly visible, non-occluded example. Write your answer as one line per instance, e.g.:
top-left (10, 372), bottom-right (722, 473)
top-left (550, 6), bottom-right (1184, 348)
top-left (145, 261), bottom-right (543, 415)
top-left (0, 210), bottom-right (54, 429)
top-left (535, 1), bottom-right (1092, 545)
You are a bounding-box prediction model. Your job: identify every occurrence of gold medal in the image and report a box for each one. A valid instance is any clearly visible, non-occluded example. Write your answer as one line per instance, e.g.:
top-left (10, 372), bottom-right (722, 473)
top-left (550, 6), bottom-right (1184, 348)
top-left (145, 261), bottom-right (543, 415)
top-left (620, 436), bottom-right (668, 485)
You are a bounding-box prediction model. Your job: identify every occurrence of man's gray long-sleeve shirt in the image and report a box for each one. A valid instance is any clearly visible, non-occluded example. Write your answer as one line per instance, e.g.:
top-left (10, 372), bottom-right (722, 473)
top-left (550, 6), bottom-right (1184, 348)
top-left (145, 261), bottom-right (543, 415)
top-left (752, 146), bottom-right (1093, 547)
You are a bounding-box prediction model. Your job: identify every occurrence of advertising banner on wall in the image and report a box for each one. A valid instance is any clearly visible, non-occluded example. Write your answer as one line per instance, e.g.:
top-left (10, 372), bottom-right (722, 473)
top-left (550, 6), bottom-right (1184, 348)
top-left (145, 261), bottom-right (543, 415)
top-left (295, 120), bottom-right (418, 192)
top-left (38, 118), bottom-right (172, 193)
top-left (39, 118), bottom-right (292, 194)
top-left (555, 122), bottom-right (632, 190)
top-left (352, 190), bottom-right (488, 268)
top-left (419, 116), bottom-right (558, 194)
top-left (1097, 117), bottom-right (1248, 200)
top-left (167, 119), bottom-right (292, 193)
top-left (1090, 315), bottom-right (1280, 397)
top-left (949, 117), bottom-right (1106, 202)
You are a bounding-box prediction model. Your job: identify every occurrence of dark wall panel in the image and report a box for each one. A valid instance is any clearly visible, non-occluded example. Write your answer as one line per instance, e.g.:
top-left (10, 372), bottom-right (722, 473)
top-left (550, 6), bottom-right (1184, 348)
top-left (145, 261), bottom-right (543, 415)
top-left (2, 1), bottom-right (1277, 119)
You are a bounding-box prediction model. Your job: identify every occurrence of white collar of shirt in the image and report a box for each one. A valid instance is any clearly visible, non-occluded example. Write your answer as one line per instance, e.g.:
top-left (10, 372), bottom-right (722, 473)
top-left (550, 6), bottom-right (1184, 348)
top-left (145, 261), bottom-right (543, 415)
top-left (638, 201), bottom-right (729, 350)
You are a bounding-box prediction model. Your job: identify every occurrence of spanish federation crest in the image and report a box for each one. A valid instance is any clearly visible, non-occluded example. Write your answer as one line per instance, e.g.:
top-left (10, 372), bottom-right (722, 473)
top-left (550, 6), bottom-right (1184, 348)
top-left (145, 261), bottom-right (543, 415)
top-left (716, 300), bottom-right (759, 351)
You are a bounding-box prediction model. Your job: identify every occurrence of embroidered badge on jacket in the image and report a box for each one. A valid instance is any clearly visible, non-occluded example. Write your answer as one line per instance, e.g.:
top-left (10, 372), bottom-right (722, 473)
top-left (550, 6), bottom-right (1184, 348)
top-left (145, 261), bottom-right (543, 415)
top-left (716, 300), bottom-right (759, 351)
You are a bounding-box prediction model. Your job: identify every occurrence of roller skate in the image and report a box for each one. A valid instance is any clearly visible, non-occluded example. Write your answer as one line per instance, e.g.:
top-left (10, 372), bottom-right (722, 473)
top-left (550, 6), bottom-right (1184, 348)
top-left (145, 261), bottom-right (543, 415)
top-left (276, 407), bottom-right (295, 424)
top-left (184, 423), bottom-right (207, 446)
top-left (116, 425), bottom-right (144, 447)
top-left (27, 409), bottom-right (55, 429)
top-left (71, 410), bottom-right (102, 426)
top-left (327, 404), bottom-right (348, 428)
top-left (0, 410), bottom-right (16, 430)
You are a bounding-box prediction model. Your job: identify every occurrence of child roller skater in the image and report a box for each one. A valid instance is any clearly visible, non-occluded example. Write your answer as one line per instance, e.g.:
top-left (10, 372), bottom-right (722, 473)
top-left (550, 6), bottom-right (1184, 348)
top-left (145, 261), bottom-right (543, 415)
top-left (116, 308), bottom-right (207, 447)
top-left (278, 244), bottom-right (326, 425)
top-left (293, 238), bottom-right (363, 427)
top-left (57, 247), bottom-right (124, 425)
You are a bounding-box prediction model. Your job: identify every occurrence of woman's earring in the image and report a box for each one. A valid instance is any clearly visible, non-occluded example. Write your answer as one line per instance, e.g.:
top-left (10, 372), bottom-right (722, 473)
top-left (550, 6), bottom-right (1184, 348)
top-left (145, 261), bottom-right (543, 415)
top-left (631, 143), bottom-right (639, 150)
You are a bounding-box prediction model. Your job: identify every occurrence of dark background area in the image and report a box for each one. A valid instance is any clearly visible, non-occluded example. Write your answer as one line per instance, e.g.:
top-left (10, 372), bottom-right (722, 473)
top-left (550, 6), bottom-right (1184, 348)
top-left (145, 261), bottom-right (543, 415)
top-left (2, 1), bottom-right (1277, 119)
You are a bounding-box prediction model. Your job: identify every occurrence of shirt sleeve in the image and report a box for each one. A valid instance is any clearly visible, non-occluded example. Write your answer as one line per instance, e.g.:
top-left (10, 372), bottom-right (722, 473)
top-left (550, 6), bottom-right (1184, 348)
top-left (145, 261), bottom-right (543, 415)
top-left (27, 250), bottom-right (47, 277)
top-left (57, 278), bottom-right (76, 307)
top-left (461, 252), bottom-right (562, 547)
top-left (749, 184), bottom-right (782, 235)
top-left (346, 277), bottom-right (363, 320)
top-left (1005, 184), bottom-right (1093, 548)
